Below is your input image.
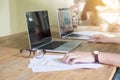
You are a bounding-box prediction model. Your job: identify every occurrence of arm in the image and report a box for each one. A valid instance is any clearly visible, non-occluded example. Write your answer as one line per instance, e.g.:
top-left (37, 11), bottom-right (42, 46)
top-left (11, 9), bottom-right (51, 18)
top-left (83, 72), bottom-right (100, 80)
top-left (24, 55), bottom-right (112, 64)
top-left (62, 51), bottom-right (120, 67)
top-left (62, 34), bottom-right (120, 66)
top-left (99, 52), bottom-right (120, 67)
top-left (110, 37), bottom-right (120, 44)
top-left (89, 34), bottom-right (120, 44)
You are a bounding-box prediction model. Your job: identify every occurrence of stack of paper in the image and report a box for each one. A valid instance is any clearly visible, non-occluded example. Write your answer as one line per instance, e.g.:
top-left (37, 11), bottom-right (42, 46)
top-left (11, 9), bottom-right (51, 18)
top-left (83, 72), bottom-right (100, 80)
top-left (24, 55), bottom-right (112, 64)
top-left (28, 55), bottom-right (103, 72)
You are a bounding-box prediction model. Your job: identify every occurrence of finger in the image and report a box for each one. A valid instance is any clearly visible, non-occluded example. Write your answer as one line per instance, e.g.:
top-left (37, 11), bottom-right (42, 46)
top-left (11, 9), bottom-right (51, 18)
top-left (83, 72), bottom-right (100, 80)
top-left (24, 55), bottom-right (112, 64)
top-left (62, 54), bottom-right (68, 61)
top-left (88, 39), bottom-right (96, 43)
top-left (70, 58), bottom-right (81, 64)
top-left (90, 36), bottom-right (100, 40)
top-left (62, 53), bottom-right (72, 61)
top-left (62, 52), bottom-right (75, 61)
top-left (62, 54), bottom-right (78, 64)
top-left (89, 35), bottom-right (101, 43)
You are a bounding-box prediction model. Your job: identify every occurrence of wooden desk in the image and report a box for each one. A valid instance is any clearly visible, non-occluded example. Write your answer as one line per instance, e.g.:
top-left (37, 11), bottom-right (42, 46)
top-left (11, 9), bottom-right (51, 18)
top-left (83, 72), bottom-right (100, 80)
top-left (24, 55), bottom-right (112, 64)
top-left (0, 47), bottom-right (116, 80)
top-left (0, 26), bottom-right (120, 80)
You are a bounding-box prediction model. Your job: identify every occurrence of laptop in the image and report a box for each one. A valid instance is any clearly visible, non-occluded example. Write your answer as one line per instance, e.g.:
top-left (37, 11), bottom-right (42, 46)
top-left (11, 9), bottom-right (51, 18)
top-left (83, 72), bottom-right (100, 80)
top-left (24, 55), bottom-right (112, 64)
top-left (57, 8), bottom-right (91, 40)
top-left (25, 10), bottom-right (81, 53)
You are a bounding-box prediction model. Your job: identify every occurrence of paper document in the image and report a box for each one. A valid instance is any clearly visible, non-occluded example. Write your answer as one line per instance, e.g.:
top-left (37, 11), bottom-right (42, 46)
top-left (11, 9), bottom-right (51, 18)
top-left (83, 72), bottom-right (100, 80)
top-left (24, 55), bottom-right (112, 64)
top-left (28, 55), bottom-right (103, 72)
top-left (74, 30), bottom-right (115, 37)
top-left (73, 31), bottom-right (101, 36)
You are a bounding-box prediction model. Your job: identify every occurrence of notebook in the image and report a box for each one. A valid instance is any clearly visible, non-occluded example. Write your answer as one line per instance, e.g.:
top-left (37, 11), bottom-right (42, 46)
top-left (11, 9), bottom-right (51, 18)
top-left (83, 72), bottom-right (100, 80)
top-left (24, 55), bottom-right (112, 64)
top-left (25, 10), bottom-right (81, 53)
top-left (57, 8), bottom-right (91, 40)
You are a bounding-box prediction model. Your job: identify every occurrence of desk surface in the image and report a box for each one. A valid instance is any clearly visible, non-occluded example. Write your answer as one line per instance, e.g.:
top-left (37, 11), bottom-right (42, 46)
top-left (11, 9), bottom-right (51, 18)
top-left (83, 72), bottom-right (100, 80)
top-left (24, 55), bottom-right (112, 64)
top-left (0, 26), bottom-right (120, 80)
top-left (0, 47), bottom-right (116, 80)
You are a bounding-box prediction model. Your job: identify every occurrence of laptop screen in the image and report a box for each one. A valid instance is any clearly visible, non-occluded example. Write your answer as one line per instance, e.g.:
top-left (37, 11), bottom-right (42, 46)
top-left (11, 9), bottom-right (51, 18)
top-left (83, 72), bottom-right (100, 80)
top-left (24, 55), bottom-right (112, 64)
top-left (57, 8), bottom-right (73, 37)
top-left (26, 11), bottom-right (52, 49)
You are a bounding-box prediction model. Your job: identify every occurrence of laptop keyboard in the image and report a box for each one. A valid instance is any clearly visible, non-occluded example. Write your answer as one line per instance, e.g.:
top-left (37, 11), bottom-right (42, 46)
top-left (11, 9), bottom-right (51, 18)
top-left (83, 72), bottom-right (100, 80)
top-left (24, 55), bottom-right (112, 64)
top-left (67, 34), bottom-right (83, 37)
top-left (39, 41), bottom-right (67, 50)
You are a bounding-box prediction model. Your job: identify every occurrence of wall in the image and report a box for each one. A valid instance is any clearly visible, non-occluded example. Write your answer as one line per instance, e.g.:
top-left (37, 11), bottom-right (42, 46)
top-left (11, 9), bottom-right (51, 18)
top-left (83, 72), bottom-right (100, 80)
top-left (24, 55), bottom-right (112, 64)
top-left (0, 0), bottom-right (73, 37)
top-left (10, 0), bottom-right (18, 34)
top-left (16, 0), bottom-right (73, 33)
top-left (0, 0), bottom-right (11, 37)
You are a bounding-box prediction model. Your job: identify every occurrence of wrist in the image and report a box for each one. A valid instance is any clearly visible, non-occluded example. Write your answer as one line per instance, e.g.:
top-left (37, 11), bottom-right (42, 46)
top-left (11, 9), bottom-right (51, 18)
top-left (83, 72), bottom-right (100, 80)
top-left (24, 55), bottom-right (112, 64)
top-left (109, 37), bottom-right (120, 44)
top-left (92, 50), bottom-right (100, 63)
top-left (114, 37), bottom-right (120, 44)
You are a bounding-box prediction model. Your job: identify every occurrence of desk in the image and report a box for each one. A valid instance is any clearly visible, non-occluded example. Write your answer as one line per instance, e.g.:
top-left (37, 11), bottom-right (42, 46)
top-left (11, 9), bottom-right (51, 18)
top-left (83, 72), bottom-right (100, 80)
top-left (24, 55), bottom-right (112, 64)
top-left (0, 26), bottom-right (120, 80)
top-left (0, 47), bottom-right (117, 80)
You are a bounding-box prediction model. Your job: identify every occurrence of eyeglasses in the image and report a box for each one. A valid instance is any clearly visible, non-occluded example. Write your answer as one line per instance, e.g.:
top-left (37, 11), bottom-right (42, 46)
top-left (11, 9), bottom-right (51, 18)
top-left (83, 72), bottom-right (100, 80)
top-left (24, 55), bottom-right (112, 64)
top-left (20, 49), bottom-right (46, 59)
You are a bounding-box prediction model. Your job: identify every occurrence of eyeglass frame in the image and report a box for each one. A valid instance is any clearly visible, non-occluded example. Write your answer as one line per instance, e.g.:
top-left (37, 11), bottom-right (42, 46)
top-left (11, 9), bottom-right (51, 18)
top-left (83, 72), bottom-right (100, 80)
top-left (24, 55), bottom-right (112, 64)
top-left (20, 49), bottom-right (46, 58)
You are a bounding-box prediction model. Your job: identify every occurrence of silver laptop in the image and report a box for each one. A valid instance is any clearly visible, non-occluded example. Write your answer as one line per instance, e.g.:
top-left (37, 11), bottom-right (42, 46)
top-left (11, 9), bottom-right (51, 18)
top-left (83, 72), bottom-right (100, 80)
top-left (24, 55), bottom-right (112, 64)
top-left (57, 8), bottom-right (90, 40)
top-left (25, 10), bottom-right (81, 53)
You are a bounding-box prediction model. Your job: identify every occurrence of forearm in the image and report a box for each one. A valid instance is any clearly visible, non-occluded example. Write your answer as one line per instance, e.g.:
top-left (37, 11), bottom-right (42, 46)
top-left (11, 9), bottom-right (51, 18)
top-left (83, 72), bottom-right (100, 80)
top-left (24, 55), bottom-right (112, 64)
top-left (109, 37), bottom-right (120, 44)
top-left (99, 52), bottom-right (120, 67)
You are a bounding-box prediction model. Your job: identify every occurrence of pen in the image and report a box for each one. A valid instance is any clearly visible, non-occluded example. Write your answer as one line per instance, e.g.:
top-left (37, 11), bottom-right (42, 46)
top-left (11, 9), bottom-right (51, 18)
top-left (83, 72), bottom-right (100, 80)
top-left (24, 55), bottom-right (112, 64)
top-left (44, 61), bottom-right (49, 66)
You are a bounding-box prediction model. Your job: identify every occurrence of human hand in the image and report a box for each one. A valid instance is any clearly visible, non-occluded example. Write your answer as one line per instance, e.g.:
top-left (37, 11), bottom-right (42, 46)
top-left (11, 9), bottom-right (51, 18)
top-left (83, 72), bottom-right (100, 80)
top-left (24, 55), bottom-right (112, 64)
top-left (62, 51), bottom-right (94, 64)
top-left (89, 34), bottom-right (111, 43)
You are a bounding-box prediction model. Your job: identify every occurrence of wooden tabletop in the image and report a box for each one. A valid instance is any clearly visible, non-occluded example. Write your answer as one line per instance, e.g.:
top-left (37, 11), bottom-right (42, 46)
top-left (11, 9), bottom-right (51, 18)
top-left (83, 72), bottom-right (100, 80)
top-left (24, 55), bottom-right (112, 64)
top-left (0, 25), bottom-right (120, 80)
top-left (0, 47), bottom-right (116, 80)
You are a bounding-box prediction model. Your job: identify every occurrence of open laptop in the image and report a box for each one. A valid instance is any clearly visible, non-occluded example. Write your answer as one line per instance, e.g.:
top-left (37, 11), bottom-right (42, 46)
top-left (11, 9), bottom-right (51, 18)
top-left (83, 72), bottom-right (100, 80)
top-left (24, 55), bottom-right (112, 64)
top-left (25, 10), bottom-right (81, 53)
top-left (57, 8), bottom-right (91, 40)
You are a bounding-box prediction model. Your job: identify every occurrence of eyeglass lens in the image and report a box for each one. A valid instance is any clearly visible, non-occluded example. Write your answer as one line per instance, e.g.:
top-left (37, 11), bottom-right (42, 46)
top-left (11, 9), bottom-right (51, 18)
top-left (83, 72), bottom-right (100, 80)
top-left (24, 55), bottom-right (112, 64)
top-left (20, 49), bottom-right (31, 58)
top-left (34, 50), bottom-right (45, 58)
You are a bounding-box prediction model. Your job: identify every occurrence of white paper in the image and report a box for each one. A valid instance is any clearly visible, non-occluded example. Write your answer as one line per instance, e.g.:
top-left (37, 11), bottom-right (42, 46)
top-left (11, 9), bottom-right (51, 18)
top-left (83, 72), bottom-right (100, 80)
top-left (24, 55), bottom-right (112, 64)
top-left (28, 55), bottom-right (103, 72)
top-left (73, 30), bottom-right (115, 37)
top-left (72, 31), bottom-right (101, 36)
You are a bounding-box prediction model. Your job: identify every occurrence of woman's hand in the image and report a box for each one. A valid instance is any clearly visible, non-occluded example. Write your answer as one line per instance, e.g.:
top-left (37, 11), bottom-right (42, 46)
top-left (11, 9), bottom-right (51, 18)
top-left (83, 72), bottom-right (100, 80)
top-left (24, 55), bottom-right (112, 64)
top-left (89, 34), bottom-right (111, 43)
top-left (62, 51), bottom-right (94, 64)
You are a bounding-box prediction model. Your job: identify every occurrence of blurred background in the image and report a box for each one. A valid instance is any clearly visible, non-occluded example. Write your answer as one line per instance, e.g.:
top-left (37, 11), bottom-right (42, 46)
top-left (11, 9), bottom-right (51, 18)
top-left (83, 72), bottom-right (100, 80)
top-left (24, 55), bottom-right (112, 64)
top-left (0, 0), bottom-right (120, 37)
